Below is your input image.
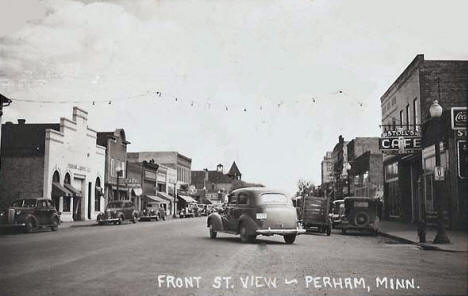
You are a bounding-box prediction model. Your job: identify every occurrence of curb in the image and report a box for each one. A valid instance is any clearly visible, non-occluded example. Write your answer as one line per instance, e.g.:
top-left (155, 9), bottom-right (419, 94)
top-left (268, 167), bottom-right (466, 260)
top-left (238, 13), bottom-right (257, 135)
top-left (378, 231), bottom-right (467, 253)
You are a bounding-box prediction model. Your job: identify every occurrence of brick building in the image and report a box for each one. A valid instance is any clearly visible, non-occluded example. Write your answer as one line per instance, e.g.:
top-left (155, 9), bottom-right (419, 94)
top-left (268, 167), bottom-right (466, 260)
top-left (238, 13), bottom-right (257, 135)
top-left (96, 129), bottom-right (140, 205)
top-left (191, 162), bottom-right (242, 203)
top-left (0, 107), bottom-right (106, 221)
top-left (347, 137), bottom-right (383, 198)
top-left (379, 54), bottom-right (468, 228)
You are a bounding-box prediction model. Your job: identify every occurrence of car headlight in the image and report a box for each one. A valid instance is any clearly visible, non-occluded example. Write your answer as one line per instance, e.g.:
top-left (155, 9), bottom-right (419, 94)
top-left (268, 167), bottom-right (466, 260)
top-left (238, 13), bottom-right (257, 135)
top-left (15, 210), bottom-right (21, 215)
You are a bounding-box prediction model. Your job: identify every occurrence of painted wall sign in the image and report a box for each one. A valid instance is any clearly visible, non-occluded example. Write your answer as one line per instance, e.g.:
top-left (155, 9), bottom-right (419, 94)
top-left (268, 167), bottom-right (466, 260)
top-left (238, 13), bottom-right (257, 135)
top-left (451, 107), bottom-right (467, 130)
top-left (67, 163), bottom-right (91, 172)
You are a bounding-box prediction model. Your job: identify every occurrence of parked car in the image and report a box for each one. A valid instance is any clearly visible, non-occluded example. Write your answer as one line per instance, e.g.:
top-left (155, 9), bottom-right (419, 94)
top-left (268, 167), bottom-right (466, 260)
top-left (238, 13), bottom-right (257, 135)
top-left (330, 199), bottom-right (345, 229)
top-left (207, 187), bottom-right (305, 244)
top-left (340, 197), bottom-right (381, 235)
top-left (0, 198), bottom-right (61, 233)
top-left (140, 202), bottom-right (166, 221)
top-left (301, 195), bottom-right (331, 235)
top-left (97, 200), bottom-right (138, 225)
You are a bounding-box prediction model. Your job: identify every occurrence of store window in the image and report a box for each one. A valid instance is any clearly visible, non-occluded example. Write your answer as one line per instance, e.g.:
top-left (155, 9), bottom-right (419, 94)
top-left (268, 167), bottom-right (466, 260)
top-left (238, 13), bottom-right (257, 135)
top-left (385, 163), bottom-right (398, 180)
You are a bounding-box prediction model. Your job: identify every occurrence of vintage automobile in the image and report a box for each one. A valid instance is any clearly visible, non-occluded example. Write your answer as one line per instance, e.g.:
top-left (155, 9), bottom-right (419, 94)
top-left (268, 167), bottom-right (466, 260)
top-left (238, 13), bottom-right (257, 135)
top-left (330, 199), bottom-right (345, 229)
top-left (140, 202), bottom-right (166, 221)
top-left (97, 200), bottom-right (138, 225)
top-left (0, 198), bottom-right (61, 233)
top-left (207, 187), bottom-right (305, 244)
top-left (301, 195), bottom-right (331, 235)
top-left (340, 197), bottom-right (381, 235)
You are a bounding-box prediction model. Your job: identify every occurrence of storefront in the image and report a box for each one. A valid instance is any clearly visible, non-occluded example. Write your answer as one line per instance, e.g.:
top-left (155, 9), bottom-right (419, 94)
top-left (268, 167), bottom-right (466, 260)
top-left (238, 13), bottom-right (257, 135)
top-left (421, 107), bottom-right (467, 229)
top-left (43, 107), bottom-right (106, 222)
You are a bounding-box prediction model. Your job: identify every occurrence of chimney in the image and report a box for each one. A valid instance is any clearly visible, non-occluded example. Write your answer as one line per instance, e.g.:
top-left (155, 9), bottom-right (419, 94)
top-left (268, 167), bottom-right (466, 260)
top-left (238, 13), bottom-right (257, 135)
top-left (17, 119), bottom-right (26, 124)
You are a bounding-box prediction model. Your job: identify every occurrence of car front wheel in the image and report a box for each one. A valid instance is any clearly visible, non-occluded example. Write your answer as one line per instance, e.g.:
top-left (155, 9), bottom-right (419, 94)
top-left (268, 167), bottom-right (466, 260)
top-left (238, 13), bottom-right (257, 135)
top-left (209, 224), bottom-right (217, 239)
top-left (50, 217), bottom-right (59, 231)
top-left (284, 234), bottom-right (296, 244)
top-left (25, 219), bottom-right (35, 233)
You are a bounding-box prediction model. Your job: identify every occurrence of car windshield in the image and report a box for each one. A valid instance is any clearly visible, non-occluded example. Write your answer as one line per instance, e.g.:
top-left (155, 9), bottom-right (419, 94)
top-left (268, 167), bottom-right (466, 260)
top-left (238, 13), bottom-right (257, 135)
top-left (22, 199), bottom-right (37, 208)
top-left (259, 193), bottom-right (291, 205)
top-left (107, 201), bottom-right (123, 209)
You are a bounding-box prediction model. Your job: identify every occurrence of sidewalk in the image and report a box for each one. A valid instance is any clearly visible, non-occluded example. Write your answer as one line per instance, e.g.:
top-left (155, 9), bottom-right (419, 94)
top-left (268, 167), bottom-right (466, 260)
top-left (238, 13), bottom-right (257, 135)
top-left (378, 220), bottom-right (468, 252)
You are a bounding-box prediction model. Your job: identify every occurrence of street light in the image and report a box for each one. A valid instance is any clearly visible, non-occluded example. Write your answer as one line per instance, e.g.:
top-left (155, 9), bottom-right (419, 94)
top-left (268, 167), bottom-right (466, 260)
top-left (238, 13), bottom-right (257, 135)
top-left (429, 99), bottom-right (450, 244)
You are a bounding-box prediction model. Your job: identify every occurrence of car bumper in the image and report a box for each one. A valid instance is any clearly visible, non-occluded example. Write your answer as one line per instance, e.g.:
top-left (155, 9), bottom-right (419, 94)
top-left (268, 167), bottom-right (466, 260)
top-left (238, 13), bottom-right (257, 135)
top-left (256, 227), bottom-right (306, 236)
top-left (0, 222), bottom-right (26, 228)
top-left (98, 218), bottom-right (120, 223)
top-left (139, 215), bottom-right (158, 220)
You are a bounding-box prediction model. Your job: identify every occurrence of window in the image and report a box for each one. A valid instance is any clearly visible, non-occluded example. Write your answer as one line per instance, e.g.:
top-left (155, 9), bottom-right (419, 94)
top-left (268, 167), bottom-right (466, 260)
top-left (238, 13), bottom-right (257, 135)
top-left (391, 96), bottom-right (396, 105)
top-left (63, 197), bottom-right (71, 212)
top-left (399, 110), bottom-right (403, 127)
top-left (385, 163), bottom-right (398, 180)
top-left (37, 200), bottom-right (47, 209)
top-left (406, 104), bottom-right (410, 129)
top-left (413, 98), bottom-right (419, 130)
top-left (259, 193), bottom-right (291, 205)
top-left (237, 193), bottom-right (248, 205)
top-left (228, 194), bottom-right (237, 205)
top-left (64, 173), bottom-right (71, 184)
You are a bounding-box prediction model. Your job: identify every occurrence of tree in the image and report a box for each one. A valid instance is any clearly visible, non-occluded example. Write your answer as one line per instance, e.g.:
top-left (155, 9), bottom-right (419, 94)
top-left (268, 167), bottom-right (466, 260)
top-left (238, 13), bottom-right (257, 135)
top-left (297, 178), bottom-right (315, 197)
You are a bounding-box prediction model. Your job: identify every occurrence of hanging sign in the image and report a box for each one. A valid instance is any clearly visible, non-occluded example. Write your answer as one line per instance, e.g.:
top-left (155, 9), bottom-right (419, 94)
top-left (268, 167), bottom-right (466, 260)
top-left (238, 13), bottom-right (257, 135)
top-left (451, 107), bottom-right (467, 130)
top-left (434, 166), bottom-right (445, 181)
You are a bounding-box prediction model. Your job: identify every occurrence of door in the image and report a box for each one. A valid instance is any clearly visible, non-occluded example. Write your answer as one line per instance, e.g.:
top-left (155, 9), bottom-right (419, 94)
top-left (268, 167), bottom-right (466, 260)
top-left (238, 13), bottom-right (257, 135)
top-left (222, 193), bottom-right (237, 231)
top-left (36, 200), bottom-right (52, 224)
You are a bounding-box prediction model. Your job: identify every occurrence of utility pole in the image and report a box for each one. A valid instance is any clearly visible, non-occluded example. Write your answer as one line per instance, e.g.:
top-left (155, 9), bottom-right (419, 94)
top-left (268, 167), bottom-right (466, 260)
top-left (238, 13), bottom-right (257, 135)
top-left (0, 93), bottom-right (12, 170)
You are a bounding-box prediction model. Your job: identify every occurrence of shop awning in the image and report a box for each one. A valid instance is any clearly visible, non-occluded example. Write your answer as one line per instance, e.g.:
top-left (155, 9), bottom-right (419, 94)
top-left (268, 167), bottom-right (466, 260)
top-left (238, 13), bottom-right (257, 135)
top-left (143, 195), bottom-right (169, 204)
top-left (178, 195), bottom-right (197, 203)
top-left (132, 188), bottom-right (143, 196)
top-left (64, 183), bottom-right (82, 198)
top-left (157, 191), bottom-right (173, 202)
top-left (52, 182), bottom-right (72, 197)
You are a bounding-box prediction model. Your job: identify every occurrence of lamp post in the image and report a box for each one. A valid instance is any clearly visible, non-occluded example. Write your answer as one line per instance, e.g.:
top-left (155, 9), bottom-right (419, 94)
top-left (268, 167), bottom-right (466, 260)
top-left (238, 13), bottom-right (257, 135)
top-left (429, 99), bottom-right (450, 244)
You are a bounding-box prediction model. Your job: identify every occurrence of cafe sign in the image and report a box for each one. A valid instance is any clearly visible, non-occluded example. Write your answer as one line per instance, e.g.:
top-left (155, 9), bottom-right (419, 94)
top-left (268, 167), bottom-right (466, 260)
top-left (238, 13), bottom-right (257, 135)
top-left (379, 128), bottom-right (422, 154)
top-left (451, 107), bottom-right (467, 130)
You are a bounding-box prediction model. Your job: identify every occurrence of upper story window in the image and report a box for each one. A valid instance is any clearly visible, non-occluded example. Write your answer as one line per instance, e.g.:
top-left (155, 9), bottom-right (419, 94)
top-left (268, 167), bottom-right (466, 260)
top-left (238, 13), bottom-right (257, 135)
top-left (406, 104), bottom-right (411, 129)
top-left (413, 98), bottom-right (419, 130)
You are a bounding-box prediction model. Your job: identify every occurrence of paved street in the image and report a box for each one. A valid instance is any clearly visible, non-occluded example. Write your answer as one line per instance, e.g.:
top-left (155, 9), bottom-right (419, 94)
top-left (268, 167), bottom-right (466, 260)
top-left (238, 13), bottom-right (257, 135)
top-left (0, 217), bottom-right (466, 296)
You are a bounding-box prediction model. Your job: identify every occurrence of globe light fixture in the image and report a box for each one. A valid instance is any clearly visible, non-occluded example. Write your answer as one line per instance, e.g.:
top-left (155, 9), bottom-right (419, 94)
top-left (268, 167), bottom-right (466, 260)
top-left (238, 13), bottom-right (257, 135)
top-left (429, 100), bottom-right (443, 118)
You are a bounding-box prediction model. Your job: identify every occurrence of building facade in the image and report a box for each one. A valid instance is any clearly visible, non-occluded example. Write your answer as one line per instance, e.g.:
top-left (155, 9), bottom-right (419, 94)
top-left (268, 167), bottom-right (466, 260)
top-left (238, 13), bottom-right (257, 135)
top-left (379, 54), bottom-right (468, 228)
top-left (0, 107), bottom-right (106, 221)
top-left (191, 162), bottom-right (242, 203)
top-left (347, 137), bottom-right (383, 198)
top-left (97, 129), bottom-right (138, 205)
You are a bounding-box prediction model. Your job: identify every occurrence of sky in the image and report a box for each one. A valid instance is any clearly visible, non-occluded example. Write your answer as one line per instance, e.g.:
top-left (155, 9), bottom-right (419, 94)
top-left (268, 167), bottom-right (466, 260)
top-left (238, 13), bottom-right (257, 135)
top-left (1, 0), bottom-right (467, 194)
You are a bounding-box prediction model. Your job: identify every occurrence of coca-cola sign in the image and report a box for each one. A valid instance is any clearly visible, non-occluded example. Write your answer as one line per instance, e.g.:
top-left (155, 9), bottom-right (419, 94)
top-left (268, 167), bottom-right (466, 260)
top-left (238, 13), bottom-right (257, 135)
top-left (451, 107), bottom-right (467, 130)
